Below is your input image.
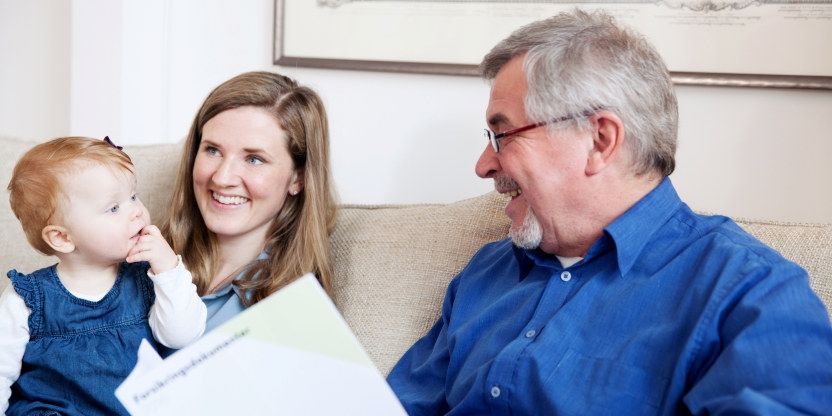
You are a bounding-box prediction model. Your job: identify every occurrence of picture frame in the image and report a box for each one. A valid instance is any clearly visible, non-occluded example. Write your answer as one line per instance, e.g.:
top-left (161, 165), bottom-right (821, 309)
top-left (273, 0), bottom-right (832, 90)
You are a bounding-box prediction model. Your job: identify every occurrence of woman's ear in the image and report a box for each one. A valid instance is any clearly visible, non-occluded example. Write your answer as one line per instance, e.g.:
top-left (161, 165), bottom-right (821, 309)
top-left (585, 111), bottom-right (625, 176)
top-left (42, 225), bottom-right (76, 254)
top-left (289, 168), bottom-right (305, 196)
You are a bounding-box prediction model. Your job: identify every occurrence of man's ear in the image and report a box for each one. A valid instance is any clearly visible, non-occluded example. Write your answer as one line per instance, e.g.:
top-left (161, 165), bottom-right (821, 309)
top-left (585, 111), bottom-right (625, 176)
top-left (41, 225), bottom-right (75, 254)
top-left (289, 168), bottom-right (305, 196)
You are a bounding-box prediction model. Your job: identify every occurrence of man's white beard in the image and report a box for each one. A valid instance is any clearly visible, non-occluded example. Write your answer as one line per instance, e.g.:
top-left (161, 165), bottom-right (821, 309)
top-left (510, 206), bottom-right (542, 249)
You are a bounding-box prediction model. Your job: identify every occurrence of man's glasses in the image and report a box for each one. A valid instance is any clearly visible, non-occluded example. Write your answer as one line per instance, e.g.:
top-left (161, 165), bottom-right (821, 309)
top-left (483, 109), bottom-right (599, 153)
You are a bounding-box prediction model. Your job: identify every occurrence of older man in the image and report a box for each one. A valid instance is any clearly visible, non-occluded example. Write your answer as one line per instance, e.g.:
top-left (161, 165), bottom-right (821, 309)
top-left (387, 9), bottom-right (832, 415)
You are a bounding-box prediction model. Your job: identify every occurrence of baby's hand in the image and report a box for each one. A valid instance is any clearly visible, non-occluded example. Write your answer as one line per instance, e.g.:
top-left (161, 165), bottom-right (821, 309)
top-left (126, 225), bottom-right (179, 275)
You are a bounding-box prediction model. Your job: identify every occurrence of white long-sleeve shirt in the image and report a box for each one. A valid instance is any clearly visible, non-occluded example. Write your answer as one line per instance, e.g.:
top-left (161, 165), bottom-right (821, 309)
top-left (0, 258), bottom-right (206, 412)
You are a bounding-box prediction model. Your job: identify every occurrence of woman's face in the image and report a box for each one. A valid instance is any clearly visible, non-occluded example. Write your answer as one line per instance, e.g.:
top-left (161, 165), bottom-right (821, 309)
top-left (193, 106), bottom-right (302, 246)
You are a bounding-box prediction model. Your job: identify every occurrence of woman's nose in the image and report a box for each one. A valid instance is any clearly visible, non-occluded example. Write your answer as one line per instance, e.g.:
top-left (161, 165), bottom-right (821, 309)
top-left (211, 159), bottom-right (240, 186)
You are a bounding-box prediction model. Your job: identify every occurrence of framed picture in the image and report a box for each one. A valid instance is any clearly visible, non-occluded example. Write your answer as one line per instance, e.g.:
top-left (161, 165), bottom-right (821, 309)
top-left (274, 0), bottom-right (832, 90)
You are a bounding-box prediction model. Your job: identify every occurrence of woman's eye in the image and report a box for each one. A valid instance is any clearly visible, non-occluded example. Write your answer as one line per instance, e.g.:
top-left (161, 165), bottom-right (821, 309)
top-left (246, 155), bottom-right (264, 165)
top-left (204, 146), bottom-right (219, 156)
top-left (109, 204), bottom-right (120, 214)
top-left (131, 194), bottom-right (138, 202)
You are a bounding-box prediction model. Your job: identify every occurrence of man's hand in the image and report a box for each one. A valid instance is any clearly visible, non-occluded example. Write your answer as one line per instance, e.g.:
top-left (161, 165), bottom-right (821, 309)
top-left (126, 225), bottom-right (179, 275)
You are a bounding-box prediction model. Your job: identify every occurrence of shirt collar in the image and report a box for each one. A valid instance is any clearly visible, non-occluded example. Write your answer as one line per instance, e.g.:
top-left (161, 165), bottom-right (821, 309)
top-left (511, 178), bottom-right (682, 279)
top-left (201, 251), bottom-right (269, 299)
top-left (201, 281), bottom-right (237, 300)
top-left (603, 177), bottom-right (683, 277)
top-left (512, 244), bottom-right (565, 280)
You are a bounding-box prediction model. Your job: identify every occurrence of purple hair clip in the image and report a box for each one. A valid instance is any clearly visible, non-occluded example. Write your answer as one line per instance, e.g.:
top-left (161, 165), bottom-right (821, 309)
top-left (103, 136), bottom-right (123, 151)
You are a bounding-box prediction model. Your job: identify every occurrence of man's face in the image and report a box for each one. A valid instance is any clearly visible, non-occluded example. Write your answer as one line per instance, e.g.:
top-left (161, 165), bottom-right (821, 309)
top-left (475, 55), bottom-right (592, 255)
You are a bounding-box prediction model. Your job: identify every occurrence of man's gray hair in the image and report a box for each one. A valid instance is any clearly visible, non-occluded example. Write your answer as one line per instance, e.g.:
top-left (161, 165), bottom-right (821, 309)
top-left (481, 9), bottom-right (678, 177)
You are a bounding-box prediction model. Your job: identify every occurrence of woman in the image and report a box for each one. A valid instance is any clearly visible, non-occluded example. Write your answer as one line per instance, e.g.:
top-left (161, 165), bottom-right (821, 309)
top-left (163, 71), bottom-right (337, 331)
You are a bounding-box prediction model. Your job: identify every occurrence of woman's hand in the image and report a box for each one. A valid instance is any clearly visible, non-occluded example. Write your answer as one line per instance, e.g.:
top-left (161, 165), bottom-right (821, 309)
top-left (126, 225), bottom-right (179, 274)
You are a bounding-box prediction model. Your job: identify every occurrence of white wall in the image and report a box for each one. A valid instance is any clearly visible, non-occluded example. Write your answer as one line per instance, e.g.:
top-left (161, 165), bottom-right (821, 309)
top-left (672, 86), bottom-right (832, 223)
top-left (70, 0), bottom-right (121, 138)
top-left (0, 0), bottom-right (70, 139)
top-left (2, 0), bottom-right (831, 222)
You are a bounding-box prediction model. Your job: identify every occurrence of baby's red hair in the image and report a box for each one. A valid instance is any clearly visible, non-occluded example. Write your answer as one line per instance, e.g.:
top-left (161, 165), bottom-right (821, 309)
top-left (7, 137), bottom-right (133, 255)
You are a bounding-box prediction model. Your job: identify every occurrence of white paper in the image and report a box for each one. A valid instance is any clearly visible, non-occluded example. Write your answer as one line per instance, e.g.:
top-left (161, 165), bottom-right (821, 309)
top-left (121, 339), bottom-right (163, 384)
top-left (116, 273), bottom-right (406, 415)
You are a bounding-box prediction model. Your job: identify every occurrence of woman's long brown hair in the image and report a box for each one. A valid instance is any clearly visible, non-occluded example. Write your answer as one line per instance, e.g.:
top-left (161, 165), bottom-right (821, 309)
top-left (162, 71), bottom-right (337, 305)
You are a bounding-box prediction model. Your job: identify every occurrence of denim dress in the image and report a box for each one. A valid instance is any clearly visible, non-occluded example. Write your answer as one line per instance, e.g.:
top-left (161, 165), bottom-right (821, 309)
top-left (7, 262), bottom-right (161, 416)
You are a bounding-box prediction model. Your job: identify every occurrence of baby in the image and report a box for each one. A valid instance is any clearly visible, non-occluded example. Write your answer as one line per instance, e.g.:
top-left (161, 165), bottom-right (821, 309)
top-left (0, 137), bottom-right (206, 415)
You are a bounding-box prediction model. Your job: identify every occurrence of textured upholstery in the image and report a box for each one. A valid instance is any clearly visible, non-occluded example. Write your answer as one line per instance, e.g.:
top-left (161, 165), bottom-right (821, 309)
top-left (1, 136), bottom-right (829, 376)
top-left (331, 193), bottom-right (510, 375)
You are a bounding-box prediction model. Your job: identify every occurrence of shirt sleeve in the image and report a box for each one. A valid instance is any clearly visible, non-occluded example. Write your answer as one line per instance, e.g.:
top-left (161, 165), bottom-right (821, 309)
top-left (0, 284), bottom-right (30, 413)
top-left (683, 259), bottom-right (832, 415)
top-left (147, 257), bottom-right (207, 349)
top-left (386, 277), bottom-right (460, 415)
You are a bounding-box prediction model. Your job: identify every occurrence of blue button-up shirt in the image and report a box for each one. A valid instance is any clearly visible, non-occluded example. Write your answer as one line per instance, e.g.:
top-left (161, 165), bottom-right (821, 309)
top-left (387, 179), bottom-right (832, 415)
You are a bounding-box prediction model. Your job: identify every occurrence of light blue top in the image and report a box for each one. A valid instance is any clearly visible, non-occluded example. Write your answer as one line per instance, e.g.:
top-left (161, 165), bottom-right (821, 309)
top-left (387, 178), bottom-right (832, 415)
top-left (201, 252), bottom-right (267, 333)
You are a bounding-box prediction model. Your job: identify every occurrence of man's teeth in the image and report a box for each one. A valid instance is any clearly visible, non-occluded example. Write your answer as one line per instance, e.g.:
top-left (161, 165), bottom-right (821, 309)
top-left (508, 189), bottom-right (522, 198)
top-left (212, 192), bottom-right (248, 205)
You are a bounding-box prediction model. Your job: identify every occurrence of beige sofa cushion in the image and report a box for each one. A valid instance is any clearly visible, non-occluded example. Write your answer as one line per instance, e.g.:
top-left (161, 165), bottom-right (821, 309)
top-left (330, 193), bottom-right (510, 375)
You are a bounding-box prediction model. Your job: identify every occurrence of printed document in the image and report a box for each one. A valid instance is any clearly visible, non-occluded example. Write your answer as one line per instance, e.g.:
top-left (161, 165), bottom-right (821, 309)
top-left (116, 273), bottom-right (406, 415)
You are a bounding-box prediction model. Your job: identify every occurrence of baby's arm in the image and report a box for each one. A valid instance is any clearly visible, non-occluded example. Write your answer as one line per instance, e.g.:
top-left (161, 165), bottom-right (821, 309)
top-left (0, 284), bottom-right (29, 412)
top-left (127, 225), bottom-right (207, 349)
top-left (146, 259), bottom-right (207, 348)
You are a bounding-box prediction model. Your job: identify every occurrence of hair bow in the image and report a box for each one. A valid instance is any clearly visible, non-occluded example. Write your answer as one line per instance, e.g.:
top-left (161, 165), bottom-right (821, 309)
top-left (103, 136), bottom-right (123, 150)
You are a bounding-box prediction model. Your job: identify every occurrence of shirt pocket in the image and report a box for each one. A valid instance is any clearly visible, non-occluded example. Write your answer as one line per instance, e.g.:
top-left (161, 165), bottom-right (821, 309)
top-left (545, 348), bottom-right (669, 413)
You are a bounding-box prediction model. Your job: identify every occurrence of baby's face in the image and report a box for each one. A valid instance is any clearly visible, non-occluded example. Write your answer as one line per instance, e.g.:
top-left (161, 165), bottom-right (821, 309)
top-left (57, 163), bottom-right (150, 264)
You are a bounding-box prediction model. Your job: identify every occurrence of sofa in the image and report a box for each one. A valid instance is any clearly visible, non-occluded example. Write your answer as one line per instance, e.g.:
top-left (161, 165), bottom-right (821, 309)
top-left (1, 136), bottom-right (830, 376)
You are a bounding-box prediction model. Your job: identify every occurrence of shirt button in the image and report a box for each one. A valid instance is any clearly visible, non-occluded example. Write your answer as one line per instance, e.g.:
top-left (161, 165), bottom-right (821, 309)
top-left (491, 386), bottom-right (501, 398)
top-left (560, 271), bottom-right (572, 282)
top-left (525, 329), bottom-right (536, 338)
